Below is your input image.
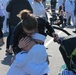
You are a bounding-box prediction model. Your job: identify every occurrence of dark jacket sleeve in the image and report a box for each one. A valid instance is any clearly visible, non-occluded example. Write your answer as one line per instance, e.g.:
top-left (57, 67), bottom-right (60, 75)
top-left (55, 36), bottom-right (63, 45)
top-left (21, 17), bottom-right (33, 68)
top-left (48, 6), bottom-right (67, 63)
top-left (37, 18), bottom-right (55, 37)
top-left (12, 22), bottom-right (27, 55)
top-left (45, 20), bottom-right (55, 37)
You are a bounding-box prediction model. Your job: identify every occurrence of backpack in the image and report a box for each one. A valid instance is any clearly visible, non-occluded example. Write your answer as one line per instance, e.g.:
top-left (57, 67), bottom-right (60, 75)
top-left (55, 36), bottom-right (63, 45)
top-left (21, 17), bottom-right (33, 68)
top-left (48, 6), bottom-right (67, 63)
top-left (59, 35), bottom-right (76, 73)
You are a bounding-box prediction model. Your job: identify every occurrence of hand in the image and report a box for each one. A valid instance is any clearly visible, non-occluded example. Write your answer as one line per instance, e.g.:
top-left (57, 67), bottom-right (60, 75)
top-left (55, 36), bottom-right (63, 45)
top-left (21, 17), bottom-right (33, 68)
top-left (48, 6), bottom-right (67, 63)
top-left (8, 45), bottom-right (13, 53)
top-left (18, 37), bottom-right (30, 48)
top-left (52, 33), bottom-right (59, 42)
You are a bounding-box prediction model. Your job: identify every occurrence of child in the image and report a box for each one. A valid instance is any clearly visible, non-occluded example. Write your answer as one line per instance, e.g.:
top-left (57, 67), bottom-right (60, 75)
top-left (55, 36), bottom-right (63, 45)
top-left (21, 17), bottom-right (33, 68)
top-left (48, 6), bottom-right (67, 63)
top-left (56, 5), bottom-right (66, 27)
top-left (50, 9), bottom-right (57, 25)
top-left (7, 33), bottom-right (49, 75)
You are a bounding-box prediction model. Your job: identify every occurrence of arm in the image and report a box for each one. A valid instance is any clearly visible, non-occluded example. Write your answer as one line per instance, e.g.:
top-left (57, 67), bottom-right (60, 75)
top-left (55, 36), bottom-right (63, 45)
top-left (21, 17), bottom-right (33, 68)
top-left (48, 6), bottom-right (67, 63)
top-left (12, 22), bottom-right (24, 55)
top-left (44, 20), bottom-right (55, 36)
top-left (45, 20), bottom-right (59, 42)
top-left (37, 17), bottom-right (54, 36)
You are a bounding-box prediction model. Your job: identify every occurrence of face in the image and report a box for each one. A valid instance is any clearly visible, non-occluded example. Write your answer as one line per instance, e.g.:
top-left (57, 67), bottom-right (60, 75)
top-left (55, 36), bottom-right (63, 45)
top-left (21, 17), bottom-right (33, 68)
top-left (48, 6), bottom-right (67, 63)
top-left (23, 28), bottom-right (36, 36)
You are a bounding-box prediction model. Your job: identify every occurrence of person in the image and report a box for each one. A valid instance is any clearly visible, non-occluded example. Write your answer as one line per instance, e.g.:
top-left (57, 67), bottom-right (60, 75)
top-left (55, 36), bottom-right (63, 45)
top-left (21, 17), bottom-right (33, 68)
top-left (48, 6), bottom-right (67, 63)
top-left (50, 9), bottom-right (57, 25)
top-left (28, 0), bottom-right (59, 39)
top-left (6, 0), bottom-right (33, 54)
top-left (58, 5), bottom-right (67, 27)
top-left (12, 9), bottom-right (38, 55)
top-left (50, 0), bottom-right (57, 10)
top-left (0, 2), bottom-right (5, 46)
top-left (62, 0), bottom-right (71, 26)
top-left (7, 33), bottom-right (49, 75)
top-left (65, 0), bottom-right (75, 27)
top-left (0, 0), bottom-right (9, 33)
top-left (12, 8), bottom-right (59, 55)
top-left (29, 0), bottom-right (47, 18)
top-left (73, 0), bottom-right (76, 33)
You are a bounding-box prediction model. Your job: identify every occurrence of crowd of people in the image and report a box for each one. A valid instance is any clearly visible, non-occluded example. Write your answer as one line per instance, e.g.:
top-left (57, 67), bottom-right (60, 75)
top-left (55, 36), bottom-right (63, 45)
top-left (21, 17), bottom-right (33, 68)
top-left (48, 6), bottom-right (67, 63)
top-left (0, 0), bottom-right (76, 75)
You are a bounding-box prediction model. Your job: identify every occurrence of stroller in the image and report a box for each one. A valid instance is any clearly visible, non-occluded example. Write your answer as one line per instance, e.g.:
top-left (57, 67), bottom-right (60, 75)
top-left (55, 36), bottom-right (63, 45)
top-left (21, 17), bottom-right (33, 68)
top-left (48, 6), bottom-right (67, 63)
top-left (53, 26), bottom-right (76, 75)
top-left (59, 35), bottom-right (76, 75)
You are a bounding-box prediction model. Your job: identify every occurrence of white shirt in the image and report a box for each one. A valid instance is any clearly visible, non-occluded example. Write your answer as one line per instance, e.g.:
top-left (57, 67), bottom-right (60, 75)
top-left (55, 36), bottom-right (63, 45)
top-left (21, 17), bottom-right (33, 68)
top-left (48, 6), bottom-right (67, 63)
top-left (0, 0), bottom-right (9, 18)
top-left (14, 45), bottom-right (49, 75)
top-left (28, 0), bottom-right (46, 17)
top-left (0, 3), bottom-right (5, 16)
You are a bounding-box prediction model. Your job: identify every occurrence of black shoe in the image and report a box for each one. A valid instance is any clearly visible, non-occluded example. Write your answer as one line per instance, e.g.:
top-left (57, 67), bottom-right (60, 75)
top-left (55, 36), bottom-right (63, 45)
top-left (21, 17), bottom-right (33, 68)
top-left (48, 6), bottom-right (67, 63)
top-left (73, 31), bottom-right (76, 33)
top-left (0, 42), bottom-right (4, 46)
top-left (6, 50), bottom-right (13, 55)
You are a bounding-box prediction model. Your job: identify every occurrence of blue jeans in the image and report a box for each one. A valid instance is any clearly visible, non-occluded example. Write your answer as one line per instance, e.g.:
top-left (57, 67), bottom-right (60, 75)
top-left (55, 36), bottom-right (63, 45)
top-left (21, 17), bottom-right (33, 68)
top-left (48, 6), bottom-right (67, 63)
top-left (0, 16), bottom-right (5, 38)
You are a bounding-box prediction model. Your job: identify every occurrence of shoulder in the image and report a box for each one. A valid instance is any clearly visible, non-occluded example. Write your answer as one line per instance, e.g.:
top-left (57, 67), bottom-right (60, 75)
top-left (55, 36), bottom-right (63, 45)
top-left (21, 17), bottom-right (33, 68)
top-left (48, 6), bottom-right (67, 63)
top-left (31, 44), bottom-right (46, 53)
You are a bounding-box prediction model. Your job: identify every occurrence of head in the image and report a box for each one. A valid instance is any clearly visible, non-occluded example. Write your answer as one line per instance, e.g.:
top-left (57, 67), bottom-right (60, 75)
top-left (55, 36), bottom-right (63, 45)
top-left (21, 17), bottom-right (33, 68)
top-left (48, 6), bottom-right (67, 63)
top-left (17, 10), bottom-right (38, 36)
top-left (18, 33), bottom-right (46, 52)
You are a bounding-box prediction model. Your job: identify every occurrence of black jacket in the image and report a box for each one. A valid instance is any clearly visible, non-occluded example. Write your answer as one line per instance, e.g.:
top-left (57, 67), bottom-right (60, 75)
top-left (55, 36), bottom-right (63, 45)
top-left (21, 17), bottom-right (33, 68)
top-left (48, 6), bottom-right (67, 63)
top-left (50, 0), bottom-right (57, 5)
top-left (6, 0), bottom-right (33, 26)
top-left (13, 22), bottom-right (27, 54)
top-left (13, 18), bottom-right (55, 55)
